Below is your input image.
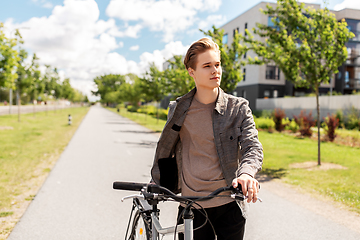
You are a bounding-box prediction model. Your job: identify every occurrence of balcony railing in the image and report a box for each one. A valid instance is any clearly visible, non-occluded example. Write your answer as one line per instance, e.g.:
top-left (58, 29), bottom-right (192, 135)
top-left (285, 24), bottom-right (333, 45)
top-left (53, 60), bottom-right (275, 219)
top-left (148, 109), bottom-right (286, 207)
top-left (346, 48), bottom-right (360, 65)
top-left (350, 31), bottom-right (360, 42)
top-left (345, 78), bottom-right (360, 89)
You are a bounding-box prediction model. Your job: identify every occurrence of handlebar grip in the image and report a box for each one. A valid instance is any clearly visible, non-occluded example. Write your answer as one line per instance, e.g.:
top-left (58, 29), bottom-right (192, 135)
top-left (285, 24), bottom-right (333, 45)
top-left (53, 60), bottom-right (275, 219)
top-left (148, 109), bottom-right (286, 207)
top-left (113, 181), bottom-right (147, 191)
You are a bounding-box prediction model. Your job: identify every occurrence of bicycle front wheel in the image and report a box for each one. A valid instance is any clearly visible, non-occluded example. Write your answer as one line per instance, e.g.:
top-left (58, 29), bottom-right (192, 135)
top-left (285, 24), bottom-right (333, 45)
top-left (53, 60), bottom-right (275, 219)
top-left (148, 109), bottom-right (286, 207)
top-left (130, 210), bottom-right (151, 240)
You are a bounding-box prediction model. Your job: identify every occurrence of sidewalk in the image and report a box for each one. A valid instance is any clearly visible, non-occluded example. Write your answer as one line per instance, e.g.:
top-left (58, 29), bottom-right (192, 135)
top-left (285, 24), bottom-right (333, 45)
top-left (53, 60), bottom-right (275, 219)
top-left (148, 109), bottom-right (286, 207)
top-left (7, 105), bottom-right (175, 239)
top-left (7, 105), bottom-right (360, 240)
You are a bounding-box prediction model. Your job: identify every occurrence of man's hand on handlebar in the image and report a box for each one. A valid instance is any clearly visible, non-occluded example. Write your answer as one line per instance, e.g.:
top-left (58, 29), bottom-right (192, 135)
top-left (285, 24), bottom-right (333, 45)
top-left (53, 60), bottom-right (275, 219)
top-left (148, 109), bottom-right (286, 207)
top-left (232, 174), bottom-right (260, 203)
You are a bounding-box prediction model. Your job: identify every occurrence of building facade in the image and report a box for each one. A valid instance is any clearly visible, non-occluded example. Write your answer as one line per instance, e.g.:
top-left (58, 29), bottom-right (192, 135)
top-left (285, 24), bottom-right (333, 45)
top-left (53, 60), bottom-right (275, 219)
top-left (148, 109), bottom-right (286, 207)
top-left (220, 2), bottom-right (360, 110)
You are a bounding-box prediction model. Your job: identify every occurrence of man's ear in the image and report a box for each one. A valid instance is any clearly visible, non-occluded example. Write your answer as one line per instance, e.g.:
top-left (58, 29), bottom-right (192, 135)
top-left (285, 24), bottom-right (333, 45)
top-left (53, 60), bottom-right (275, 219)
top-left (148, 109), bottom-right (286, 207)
top-left (188, 68), bottom-right (195, 78)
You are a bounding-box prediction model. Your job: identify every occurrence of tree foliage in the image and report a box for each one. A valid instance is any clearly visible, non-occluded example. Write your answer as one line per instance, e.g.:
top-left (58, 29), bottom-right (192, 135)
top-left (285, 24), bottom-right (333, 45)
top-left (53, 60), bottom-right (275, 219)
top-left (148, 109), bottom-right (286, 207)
top-left (0, 23), bottom-right (20, 89)
top-left (201, 25), bottom-right (248, 93)
top-left (163, 55), bottom-right (194, 98)
top-left (243, 0), bottom-right (354, 165)
top-left (92, 74), bottom-right (126, 104)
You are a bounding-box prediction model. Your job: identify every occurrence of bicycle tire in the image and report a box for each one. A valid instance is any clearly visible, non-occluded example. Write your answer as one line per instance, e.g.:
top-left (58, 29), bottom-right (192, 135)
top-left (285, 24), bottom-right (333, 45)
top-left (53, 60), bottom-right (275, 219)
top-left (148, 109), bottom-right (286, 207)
top-left (129, 210), bottom-right (151, 240)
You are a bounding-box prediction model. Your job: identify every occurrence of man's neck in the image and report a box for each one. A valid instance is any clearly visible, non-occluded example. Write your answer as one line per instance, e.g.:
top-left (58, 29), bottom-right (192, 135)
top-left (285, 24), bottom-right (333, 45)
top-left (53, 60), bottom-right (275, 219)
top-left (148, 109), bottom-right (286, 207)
top-left (194, 87), bottom-right (219, 105)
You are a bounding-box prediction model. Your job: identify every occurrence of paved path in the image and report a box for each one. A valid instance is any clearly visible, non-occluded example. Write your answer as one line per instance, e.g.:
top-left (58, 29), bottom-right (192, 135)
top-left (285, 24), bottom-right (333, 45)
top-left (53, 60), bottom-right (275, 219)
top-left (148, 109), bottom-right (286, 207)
top-left (8, 106), bottom-right (360, 239)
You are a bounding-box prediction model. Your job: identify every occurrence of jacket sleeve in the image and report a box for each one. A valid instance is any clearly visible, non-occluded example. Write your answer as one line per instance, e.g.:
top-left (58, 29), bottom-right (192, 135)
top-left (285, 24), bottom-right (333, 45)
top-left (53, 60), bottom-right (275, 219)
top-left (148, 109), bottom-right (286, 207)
top-left (150, 101), bottom-right (177, 185)
top-left (236, 101), bottom-right (263, 178)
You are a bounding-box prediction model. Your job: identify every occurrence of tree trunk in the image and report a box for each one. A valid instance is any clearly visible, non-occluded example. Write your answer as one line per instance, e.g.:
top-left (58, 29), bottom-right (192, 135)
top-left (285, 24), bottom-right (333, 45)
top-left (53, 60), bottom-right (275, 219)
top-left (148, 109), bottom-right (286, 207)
top-left (17, 90), bottom-right (21, 123)
top-left (315, 85), bottom-right (321, 166)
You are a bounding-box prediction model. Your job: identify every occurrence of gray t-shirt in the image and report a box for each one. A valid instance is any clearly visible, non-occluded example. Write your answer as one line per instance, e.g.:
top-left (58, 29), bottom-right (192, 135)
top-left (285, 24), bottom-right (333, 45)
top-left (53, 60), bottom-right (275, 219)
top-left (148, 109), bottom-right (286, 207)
top-left (179, 98), bottom-right (233, 208)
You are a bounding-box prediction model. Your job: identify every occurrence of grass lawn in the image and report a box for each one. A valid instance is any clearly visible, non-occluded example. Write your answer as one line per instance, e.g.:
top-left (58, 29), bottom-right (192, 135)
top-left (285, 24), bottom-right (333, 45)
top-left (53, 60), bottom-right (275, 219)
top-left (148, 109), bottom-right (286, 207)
top-left (112, 107), bottom-right (360, 214)
top-left (0, 107), bottom-right (89, 238)
top-left (258, 131), bottom-right (360, 213)
top-left (107, 107), bottom-right (166, 132)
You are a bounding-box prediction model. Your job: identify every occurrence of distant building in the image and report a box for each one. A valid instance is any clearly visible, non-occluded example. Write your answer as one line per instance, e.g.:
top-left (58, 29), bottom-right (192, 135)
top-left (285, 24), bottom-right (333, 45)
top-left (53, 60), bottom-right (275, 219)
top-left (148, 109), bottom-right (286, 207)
top-left (220, 1), bottom-right (360, 110)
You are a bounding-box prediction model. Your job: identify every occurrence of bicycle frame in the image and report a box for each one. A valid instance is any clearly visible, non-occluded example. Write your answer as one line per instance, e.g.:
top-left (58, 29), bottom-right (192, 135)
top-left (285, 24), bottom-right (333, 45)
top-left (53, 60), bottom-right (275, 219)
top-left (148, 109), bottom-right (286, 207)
top-left (114, 181), bottom-right (248, 240)
top-left (127, 197), bottom-right (189, 239)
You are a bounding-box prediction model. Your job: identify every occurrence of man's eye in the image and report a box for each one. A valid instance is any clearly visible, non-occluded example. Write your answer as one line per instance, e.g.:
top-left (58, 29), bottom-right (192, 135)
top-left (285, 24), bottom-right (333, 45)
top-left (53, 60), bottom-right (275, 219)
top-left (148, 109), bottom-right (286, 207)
top-left (204, 65), bottom-right (210, 68)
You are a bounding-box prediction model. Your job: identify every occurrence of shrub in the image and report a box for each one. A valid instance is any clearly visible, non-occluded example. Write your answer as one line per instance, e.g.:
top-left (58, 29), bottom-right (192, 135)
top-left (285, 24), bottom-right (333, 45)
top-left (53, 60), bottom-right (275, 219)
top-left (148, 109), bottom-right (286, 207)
top-left (293, 110), bottom-right (316, 137)
top-left (146, 106), bottom-right (158, 116)
top-left (252, 110), bottom-right (272, 118)
top-left (127, 105), bottom-right (138, 112)
top-left (336, 109), bottom-right (345, 129)
top-left (137, 106), bottom-right (148, 114)
top-left (285, 119), bottom-right (299, 133)
top-left (323, 114), bottom-right (340, 142)
top-left (254, 117), bottom-right (275, 131)
top-left (272, 108), bottom-right (287, 132)
top-left (158, 108), bottom-right (169, 120)
top-left (344, 107), bottom-right (360, 130)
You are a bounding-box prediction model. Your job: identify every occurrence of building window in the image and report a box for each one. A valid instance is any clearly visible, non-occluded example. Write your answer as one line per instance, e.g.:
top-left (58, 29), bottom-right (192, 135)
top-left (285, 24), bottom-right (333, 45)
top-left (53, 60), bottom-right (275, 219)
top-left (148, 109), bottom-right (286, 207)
top-left (243, 68), bottom-right (246, 81)
top-left (223, 34), bottom-right (228, 44)
top-left (242, 90), bottom-right (247, 99)
top-left (233, 27), bottom-right (239, 37)
top-left (273, 90), bottom-right (278, 98)
top-left (264, 90), bottom-right (270, 98)
top-left (244, 23), bottom-right (248, 36)
top-left (244, 51), bottom-right (247, 59)
top-left (268, 16), bottom-right (280, 30)
top-left (266, 65), bottom-right (280, 80)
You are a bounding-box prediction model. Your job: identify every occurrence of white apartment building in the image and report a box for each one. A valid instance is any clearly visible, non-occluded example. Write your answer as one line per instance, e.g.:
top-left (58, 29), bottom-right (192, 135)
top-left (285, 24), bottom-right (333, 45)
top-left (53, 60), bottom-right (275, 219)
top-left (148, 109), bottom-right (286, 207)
top-left (220, 1), bottom-right (360, 110)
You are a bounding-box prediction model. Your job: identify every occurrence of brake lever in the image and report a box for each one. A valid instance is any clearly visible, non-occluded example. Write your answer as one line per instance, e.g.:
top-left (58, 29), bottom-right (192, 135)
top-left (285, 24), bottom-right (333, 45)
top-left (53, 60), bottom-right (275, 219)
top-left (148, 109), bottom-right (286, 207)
top-left (121, 194), bottom-right (144, 202)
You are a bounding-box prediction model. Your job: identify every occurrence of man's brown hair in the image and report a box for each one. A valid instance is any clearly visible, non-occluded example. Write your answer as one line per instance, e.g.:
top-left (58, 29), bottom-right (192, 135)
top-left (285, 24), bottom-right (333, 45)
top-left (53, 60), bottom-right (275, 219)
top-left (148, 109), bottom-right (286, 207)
top-left (183, 38), bottom-right (220, 70)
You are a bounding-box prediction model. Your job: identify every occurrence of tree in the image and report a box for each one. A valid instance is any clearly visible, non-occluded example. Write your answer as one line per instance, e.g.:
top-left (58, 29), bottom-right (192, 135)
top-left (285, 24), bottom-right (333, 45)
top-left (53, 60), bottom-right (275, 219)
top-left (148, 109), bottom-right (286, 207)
top-left (243, 0), bottom-right (354, 165)
top-left (201, 26), bottom-right (248, 93)
top-left (14, 48), bottom-right (30, 121)
top-left (0, 22), bottom-right (20, 89)
top-left (139, 63), bottom-right (168, 121)
top-left (140, 63), bottom-right (168, 103)
top-left (120, 74), bottom-right (144, 107)
top-left (92, 74), bottom-right (125, 105)
top-left (26, 53), bottom-right (44, 116)
top-left (61, 78), bottom-right (75, 100)
top-left (163, 55), bottom-right (194, 99)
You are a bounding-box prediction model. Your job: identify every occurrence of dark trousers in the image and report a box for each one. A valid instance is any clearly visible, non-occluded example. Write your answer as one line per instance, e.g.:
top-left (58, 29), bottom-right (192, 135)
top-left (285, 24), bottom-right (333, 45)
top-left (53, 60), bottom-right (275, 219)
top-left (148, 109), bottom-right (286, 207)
top-left (177, 201), bottom-right (246, 240)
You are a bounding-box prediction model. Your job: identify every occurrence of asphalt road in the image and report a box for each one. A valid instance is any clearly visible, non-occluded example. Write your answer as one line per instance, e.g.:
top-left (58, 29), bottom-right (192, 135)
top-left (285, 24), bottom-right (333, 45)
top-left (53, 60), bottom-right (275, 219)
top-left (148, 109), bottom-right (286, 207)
top-left (7, 105), bottom-right (360, 239)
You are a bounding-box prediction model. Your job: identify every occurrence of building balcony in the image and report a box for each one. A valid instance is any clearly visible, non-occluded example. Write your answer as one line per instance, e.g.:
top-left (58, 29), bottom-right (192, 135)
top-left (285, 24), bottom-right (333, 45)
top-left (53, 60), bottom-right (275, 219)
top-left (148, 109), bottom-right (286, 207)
top-left (345, 78), bottom-right (360, 89)
top-left (346, 48), bottom-right (360, 65)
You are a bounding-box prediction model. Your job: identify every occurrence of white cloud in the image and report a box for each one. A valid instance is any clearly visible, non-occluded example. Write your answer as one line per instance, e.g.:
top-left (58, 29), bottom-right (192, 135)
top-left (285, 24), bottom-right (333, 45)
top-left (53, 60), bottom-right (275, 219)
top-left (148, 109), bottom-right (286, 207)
top-left (42, 2), bottom-right (54, 9)
top-left (130, 45), bottom-right (140, 51)
top-left (108, 23), bottom-right (143, 38)
top-left (106, 0), bottom-right (222, 42)
top-left (32, 0), bottom-right (55, 9)
top-left (4, 0), bottom-right (136, 98)
top-left (3, 0), bottom-right (195, 99)
top-left (138, 41), bottom-right (189, 72)
top-left (198, 15), bottom-right (227, 31)
top-left (334, 0), bottom-right (360, 10)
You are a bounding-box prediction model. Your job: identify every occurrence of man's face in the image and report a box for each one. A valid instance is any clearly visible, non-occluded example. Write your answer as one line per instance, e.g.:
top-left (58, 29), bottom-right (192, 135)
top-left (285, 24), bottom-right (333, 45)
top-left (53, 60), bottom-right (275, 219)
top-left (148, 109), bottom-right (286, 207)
top-left (188, 49), bottom-right (222, 91)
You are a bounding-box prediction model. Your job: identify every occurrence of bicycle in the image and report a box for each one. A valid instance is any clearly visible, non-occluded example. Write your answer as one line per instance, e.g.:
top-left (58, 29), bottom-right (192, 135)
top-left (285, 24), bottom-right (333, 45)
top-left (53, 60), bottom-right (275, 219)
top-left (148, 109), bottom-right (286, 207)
top-left (113, 181), bottom-right (253, 240)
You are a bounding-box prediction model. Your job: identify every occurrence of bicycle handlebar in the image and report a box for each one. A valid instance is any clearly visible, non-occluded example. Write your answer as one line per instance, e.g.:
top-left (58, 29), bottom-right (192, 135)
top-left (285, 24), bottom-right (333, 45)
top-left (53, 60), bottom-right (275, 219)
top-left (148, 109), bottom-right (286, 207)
top-left (113, 181), bottom-right (147, 191)
top-left (113, 181), bottom-right (245, 202)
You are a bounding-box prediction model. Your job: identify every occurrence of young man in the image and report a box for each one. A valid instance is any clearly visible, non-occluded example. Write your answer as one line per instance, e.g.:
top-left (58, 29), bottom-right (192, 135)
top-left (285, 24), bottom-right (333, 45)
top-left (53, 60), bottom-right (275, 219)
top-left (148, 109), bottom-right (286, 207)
top-left (151, 38), bottom-right (263, 239)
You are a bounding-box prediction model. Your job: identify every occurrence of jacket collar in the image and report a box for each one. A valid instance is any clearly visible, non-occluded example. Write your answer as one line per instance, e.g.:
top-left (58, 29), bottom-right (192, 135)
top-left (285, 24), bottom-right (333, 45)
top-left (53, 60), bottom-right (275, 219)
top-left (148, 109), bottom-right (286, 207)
top-left (176, 87), bottom-right (226, 116)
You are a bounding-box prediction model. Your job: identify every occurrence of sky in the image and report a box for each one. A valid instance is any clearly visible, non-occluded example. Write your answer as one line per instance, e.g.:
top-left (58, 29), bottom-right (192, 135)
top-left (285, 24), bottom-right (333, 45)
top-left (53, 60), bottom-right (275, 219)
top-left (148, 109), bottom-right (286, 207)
top-left (1, 0), bottom-right (360, 100)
